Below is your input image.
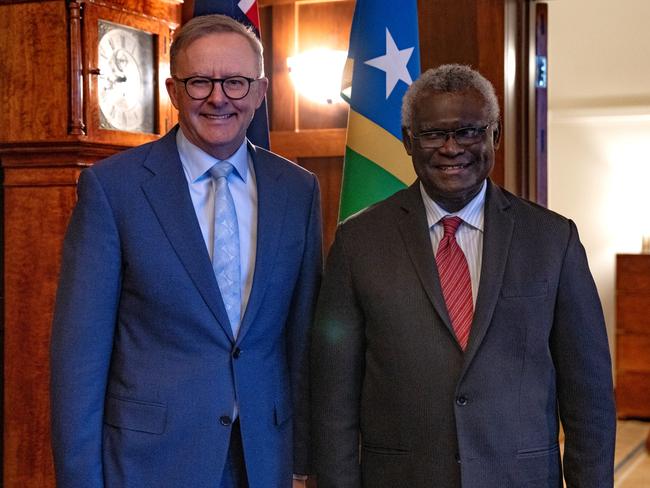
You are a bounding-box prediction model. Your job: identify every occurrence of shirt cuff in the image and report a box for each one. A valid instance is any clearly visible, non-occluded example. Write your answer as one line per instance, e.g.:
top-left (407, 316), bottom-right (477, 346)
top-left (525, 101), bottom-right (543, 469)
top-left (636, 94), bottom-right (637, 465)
top-left (292, 474), bottom-right (309, 481)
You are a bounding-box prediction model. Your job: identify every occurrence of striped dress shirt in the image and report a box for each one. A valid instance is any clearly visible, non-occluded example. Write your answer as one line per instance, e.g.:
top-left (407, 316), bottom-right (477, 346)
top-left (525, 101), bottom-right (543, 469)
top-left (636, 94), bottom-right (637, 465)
top-left (420, 180), bottom-right (486, 305)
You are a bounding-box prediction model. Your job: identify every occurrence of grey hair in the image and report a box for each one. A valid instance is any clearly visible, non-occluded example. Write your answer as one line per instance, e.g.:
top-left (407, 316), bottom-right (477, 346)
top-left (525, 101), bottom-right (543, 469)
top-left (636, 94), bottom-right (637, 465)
top-left (170, 14), bottom-right (264, 77)
top-left (401, 64), bottom-right (500, 130)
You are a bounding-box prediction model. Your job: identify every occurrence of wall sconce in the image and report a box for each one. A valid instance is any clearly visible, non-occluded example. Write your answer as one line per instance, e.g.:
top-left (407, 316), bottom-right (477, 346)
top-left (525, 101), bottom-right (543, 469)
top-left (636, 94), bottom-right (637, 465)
top-left (287, 48), bottom-right (348, 105)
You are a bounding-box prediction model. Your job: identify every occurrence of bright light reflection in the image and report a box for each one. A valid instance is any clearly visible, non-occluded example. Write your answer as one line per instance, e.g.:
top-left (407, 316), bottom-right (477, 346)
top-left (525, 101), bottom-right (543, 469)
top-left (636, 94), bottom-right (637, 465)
top-left (604, 129), bottom-right (650, 252)
top-left (287, 49), bottom-right (348, 105)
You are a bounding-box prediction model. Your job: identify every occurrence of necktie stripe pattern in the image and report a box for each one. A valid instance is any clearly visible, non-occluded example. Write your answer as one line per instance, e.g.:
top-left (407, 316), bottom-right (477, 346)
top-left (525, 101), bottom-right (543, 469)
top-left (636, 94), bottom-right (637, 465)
top-left (435, 216), bottom-right (473, 350)
top-left (210, 161), bottom-right (241, 337)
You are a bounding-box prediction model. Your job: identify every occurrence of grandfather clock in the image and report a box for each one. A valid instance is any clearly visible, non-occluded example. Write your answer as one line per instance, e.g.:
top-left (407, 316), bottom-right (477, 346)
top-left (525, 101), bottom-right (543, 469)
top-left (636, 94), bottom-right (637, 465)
top-left (0, 0), bottom-right (181, 485)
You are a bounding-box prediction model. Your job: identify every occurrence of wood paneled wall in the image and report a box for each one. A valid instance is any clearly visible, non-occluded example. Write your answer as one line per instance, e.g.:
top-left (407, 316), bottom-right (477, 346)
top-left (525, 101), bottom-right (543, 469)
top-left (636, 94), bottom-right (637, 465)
top-left (0, 1), bottom-right (181, 485)
top-left (2, 153), bottom-right (81, 486)
top-left (260, 0), bottom-right (354, 250)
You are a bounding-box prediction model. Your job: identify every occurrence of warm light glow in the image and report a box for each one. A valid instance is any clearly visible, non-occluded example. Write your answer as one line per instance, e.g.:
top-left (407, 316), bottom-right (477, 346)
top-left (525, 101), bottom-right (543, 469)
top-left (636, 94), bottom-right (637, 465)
top-left (287, 49), bottom-right (348, 105)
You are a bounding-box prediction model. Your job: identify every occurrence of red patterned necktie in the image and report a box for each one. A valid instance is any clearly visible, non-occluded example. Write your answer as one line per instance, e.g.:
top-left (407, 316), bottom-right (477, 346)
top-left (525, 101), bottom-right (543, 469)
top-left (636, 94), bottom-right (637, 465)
top-left (435, 216), bottom-right (474, 350)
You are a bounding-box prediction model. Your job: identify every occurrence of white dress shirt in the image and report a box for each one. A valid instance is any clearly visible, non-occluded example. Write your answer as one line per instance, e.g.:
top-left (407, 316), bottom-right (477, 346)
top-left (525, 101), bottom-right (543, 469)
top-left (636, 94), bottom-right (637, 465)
top-left (176, 129), bottom-right (258, 319)
top-left (420, 180), bottom-right (486, 305)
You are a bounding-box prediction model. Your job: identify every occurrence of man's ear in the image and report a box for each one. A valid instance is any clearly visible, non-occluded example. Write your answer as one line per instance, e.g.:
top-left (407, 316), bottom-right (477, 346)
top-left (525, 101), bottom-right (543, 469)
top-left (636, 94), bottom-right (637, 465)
top-left (492, 120), bottom-right (502, 149)
top-left (165, 78), bottom-right (180, 110)
top-left (254, 77), bottom-right (269, 108)
top-left (402, 127), bottom-right (413, 155)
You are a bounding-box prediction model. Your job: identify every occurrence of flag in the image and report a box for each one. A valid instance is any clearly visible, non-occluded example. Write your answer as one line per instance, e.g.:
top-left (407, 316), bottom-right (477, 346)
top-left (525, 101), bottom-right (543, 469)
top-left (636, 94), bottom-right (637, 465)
top-left (192, 0), bottom-right (270, 149)
top-left (339, 0), bottom-right (420, 220)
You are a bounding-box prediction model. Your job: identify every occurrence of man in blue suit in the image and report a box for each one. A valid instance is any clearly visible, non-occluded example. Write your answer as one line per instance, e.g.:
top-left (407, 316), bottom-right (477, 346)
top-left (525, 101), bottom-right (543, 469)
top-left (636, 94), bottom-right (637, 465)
top-left (311, 64), bottom-right (615, 487)
top-left (50, 14), bottom-right (321, 487)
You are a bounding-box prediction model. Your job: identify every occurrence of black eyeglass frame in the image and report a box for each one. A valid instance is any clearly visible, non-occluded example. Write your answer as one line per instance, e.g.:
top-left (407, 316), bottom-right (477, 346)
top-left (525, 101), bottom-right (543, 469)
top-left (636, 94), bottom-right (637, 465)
top-left (173, 75), bottom-right (261, 101)
top-left (411, 123), bottom-right (495, 149)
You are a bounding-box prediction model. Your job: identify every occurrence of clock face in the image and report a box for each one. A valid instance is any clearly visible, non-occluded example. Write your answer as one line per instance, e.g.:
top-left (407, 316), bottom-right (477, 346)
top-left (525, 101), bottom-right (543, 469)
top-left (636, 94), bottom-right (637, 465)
top-left (98, 21), bottom-right (155, 133)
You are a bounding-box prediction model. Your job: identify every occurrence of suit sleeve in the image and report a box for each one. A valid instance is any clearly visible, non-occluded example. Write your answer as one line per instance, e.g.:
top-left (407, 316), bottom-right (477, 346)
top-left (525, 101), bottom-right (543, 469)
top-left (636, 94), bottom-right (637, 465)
top-left (550, 220), bottom-right (616, 487)
top-left (311, 226), bottom-right (364, 488)
top-left (50, 168), bottom-right (122, 487)
top-left (286, 174), bottom-right (323, 474)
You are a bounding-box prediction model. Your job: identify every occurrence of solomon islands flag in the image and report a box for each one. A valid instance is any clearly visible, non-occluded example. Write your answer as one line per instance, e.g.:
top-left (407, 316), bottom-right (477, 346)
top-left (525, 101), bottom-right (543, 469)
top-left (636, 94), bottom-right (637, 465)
top-left (339, 0), bottom-right (420, 220)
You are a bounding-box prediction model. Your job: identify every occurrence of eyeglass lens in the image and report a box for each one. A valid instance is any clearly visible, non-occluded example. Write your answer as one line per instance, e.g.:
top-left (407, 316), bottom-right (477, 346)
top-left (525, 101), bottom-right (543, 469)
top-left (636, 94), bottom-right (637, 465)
top-left (417, 126), bottom-right (488, 148)
top-left (184, 76), bottom-right (251, 100)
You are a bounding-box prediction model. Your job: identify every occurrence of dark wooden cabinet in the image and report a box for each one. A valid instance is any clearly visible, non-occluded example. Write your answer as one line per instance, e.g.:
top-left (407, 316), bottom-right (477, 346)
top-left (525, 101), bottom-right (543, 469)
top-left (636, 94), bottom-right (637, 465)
top-left (616, 254), bottom-right (650, 419)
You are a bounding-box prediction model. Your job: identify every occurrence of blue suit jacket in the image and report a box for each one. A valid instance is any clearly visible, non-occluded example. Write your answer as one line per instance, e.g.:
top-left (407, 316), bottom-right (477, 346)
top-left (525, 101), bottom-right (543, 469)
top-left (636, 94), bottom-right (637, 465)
top-left (311, 181), bottom-right (615, 488)
top-left (50, 127), bottom-right (322, 487)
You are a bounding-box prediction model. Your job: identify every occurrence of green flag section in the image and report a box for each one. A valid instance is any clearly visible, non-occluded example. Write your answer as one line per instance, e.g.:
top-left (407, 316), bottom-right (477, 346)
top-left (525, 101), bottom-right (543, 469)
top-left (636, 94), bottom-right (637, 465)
top-left (338, 0), bottom-right (420, 221)
top-left (339, 147), bottom-right (407, 219)
top-left (339, 108), bottom-right (416, 220)
top-left (345, 109), bottom-right (416, 187)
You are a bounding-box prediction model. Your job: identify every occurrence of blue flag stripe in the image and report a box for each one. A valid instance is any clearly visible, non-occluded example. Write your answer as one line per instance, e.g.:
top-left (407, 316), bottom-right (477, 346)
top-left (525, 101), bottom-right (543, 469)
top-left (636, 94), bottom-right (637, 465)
top-left (346, 0), bottom-right (420, 140)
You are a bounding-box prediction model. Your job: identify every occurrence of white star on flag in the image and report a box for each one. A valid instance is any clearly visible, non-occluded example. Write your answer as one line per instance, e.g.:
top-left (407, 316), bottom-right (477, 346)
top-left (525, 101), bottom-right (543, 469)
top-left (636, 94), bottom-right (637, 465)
top-left (364, 28), bottom-right (415, 99)
top-left (238, 0), bottom-right (255, 14)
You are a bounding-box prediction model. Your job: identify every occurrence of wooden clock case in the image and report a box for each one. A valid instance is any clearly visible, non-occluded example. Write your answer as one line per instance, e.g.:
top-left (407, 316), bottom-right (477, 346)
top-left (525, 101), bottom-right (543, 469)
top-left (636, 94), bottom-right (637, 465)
top-left (0, 0), bottom-right (181, 485)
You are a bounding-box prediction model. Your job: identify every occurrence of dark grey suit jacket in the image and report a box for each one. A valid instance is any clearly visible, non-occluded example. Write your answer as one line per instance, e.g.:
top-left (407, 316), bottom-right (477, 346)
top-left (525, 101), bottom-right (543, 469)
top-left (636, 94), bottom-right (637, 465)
top-left (311, 180), bottom-right (615, 488)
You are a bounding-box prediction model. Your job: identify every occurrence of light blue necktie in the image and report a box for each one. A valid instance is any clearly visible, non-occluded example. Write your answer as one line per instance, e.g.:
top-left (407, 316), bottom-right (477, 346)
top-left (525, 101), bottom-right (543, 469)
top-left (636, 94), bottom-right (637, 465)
top-left (210, 161), bottom-right (241, 337)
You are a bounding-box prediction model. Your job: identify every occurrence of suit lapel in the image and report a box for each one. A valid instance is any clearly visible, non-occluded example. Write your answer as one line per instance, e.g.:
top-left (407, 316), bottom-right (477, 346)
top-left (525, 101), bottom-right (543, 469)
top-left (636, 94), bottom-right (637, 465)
top-left (462, 180), bottom-right (514, 365)
top-left (235, 144), bottom-right (287, 343)
top-left (397, 184), bottom-right (456, 338)
top-left (140, 128), bottom-right (234, 341)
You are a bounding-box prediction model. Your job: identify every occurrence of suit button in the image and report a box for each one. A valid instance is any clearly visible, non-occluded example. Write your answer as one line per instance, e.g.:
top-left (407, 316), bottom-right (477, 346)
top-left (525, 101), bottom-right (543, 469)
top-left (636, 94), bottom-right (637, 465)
top-left (232, 347), bottom-right (241, 359)
top-left (219, 416), bottom-right (232, 426)
top-left (456, 395), bottom-right (468, 406)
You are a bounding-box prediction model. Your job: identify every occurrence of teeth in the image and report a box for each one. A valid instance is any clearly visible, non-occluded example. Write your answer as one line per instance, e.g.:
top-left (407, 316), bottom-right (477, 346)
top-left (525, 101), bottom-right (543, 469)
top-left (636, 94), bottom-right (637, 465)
top-left (205, 114), bottom-right (231, 119)
top-left (440, 164), bottom-right (466, 170)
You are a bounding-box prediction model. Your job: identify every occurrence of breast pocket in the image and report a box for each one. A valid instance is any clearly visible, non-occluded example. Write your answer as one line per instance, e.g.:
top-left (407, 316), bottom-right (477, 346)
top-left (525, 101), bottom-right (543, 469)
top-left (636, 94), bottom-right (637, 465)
top-left (501, 280), bottom-right (548, 299)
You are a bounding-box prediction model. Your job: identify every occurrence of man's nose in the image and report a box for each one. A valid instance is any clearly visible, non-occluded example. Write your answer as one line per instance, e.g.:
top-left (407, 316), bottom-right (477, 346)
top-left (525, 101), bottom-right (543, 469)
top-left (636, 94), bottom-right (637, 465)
top-left (206, 82), bottom-right (229, 103)
top-left (437, 133), bottom-right (465, 155)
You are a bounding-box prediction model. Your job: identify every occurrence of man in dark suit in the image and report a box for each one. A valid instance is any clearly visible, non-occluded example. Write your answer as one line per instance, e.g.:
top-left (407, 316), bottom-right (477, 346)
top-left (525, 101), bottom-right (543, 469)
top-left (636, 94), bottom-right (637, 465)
top-left (311, 64), bottom-right (615, 488)
top-left (50, 14), bottom-right (321, 488)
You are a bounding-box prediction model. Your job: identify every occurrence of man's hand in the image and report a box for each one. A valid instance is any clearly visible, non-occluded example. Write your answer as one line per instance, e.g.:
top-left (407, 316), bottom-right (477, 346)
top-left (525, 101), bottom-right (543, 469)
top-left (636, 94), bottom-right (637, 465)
top-left (292, 478), bottom-right (307, 488)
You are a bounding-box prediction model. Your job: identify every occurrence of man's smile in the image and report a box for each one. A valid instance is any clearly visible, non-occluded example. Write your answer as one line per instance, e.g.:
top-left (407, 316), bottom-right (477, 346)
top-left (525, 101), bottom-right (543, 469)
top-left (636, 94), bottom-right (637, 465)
top-left (202, 113), bottom-right (235, 120)
top-left (435, 161), bottom-right (472, 172)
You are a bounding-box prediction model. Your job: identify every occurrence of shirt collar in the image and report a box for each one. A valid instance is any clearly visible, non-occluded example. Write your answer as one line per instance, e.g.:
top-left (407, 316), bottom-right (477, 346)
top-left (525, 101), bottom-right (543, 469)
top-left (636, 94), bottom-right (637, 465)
top-left (420, 179), bottom-right (486, 232)
top-left (176, 128), bottom-right (249, 183)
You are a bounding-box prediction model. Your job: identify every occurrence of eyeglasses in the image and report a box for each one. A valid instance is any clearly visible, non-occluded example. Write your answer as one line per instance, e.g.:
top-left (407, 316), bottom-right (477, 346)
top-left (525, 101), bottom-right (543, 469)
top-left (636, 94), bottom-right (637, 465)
top-left (173, 75), bottom-right (261, 100)
top-left (411, 124), bottom-right (493, 149)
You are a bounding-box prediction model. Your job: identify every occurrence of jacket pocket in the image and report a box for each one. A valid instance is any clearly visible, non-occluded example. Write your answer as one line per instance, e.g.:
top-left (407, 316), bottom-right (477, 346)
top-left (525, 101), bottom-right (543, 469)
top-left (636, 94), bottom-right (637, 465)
top-left (104, 395), bottom-right (167, 435)
top-left (516, 443), bottom-right (559, 459)
top-left (362, 444), bottom-right (410, 456)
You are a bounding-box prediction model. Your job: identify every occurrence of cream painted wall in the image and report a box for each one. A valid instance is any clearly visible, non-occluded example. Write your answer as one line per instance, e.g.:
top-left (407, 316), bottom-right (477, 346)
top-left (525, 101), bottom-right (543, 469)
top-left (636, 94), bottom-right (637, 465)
top-left (548, 0), bottom-right (650, 365)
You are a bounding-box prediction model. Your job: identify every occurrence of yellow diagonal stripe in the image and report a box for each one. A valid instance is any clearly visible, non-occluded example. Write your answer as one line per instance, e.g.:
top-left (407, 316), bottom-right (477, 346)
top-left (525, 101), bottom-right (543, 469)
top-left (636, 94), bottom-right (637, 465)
top-left (346, 109), bottom-right (417, 185)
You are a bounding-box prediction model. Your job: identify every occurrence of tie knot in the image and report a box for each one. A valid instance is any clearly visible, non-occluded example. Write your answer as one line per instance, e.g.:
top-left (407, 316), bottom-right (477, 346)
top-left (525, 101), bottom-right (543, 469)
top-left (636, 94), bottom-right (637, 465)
top-left (209, 160), bottom-right (235, 180)
top-left (441, 216), bottom-right (463, 237)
